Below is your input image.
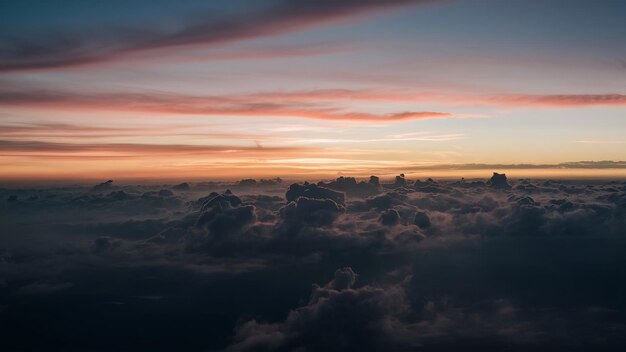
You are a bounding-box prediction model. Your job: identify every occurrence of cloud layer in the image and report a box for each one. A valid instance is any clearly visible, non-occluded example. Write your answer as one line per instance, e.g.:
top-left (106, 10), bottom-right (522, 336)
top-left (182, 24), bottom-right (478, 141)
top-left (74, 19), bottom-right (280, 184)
top-left (1, 173), bottom-right (626, 350)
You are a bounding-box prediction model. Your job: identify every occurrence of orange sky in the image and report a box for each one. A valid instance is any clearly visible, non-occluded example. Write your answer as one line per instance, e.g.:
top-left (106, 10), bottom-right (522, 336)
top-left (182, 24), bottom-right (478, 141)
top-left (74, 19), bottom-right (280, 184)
top-left (1, 1), bottom-right (625, 181)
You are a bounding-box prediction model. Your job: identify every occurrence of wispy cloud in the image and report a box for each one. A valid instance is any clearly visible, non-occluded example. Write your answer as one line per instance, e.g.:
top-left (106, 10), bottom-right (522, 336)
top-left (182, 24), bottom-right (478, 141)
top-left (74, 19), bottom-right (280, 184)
top-left (3, 88), bottom-right (624, 127)
top-left (244, 89), bottom-right (626, 108)
top-left (0, 122), bottom-right (291, 142)
top-left (0, 90), bottom-right (455, 122)
top-left (292, 132), bottom-right (465, 144)
top-left (0, 0), bottom-right (426, 72)
top-left (487, 94), bottom-right (626, 107)
top-left (403, 160), bottom-right (626, 170)
top-left (576, 140), bottom-right (626, 144)
top-left (0, 139), bottom-right (312, 156)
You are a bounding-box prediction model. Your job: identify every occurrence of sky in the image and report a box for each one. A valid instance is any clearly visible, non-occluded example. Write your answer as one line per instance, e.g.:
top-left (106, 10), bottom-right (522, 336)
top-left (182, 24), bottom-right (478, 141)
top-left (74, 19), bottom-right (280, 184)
top-left (1, 0), bottom-right (625, 181)
top-left (2, 3), bottom-right (626, 350)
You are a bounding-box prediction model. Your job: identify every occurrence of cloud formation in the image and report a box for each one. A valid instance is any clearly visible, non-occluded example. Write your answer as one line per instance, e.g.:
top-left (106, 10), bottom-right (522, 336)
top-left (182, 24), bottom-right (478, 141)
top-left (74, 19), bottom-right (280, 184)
top-left (246, 89), bottom-right (626, 108)
top-left (0, 139), bottom-right (310, 155)
top-left (0, 89), bottom-right (453, 122)
top-left (0, 0), bottom-right (424, 72)
top-left (1, 173), bottom-right (626, 350)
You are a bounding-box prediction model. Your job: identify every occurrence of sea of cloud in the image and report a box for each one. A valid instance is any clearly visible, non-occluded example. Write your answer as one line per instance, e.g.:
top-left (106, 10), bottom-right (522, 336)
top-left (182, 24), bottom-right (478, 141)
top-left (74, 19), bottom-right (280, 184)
top-left (1, 173), bottom-right (625, 351)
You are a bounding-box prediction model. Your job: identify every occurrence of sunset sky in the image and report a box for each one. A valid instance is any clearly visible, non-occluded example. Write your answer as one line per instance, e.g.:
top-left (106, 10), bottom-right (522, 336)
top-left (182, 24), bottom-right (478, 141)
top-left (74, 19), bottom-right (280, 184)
top-left (1, 0), bottom-right (625, 181)
top-left (3, 3), bottom-right (626, 350)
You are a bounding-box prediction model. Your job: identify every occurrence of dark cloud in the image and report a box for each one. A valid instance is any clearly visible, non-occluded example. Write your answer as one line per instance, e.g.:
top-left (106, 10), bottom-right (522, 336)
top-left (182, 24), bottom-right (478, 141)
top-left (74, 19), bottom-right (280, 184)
top-left (318, 176), bottom-right (382, 197)
top-left (172, 182), bottom-right (190, 191)
top-left (280, 197), bottom-right (345, 227)
top-left (193, 191), bottom-right (257, 242)
top-left (229, 267), bottom-right (410, 352)
top-left (0, 139), bottom-right (308, 155)
top-left (92, 236), bottom-right (122, 253)
top-left (413, 211), bottom-right (431, 229)
top-left (227, 266), bottom-right (545, 352)
top-left (356, 191), bottom-right (408, 210)
top-left (14, 281), bottom-right (74, 296)
top-left (157, 189), bottom-right (174, 197)
top-left (414, 177), bottom-right (452, 193)
top-left (393, 174), bottom-right (408, 187)
top-left (285, 183), bottom-right (345, 205)
top-left (237, 179), bottom-right (258, 187)
top-left (489, 172), bottom-right (512, 189)
top-left (380, 208), bottom-right (401, 226)
top-left (327, 267), bottom-right (358, 290)
top-left (1, 174), bottom-right (626, 350)
top-left (0, 0), bottom-right (424, 72)
top-left (91, 179), bottom-right (113, 192)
